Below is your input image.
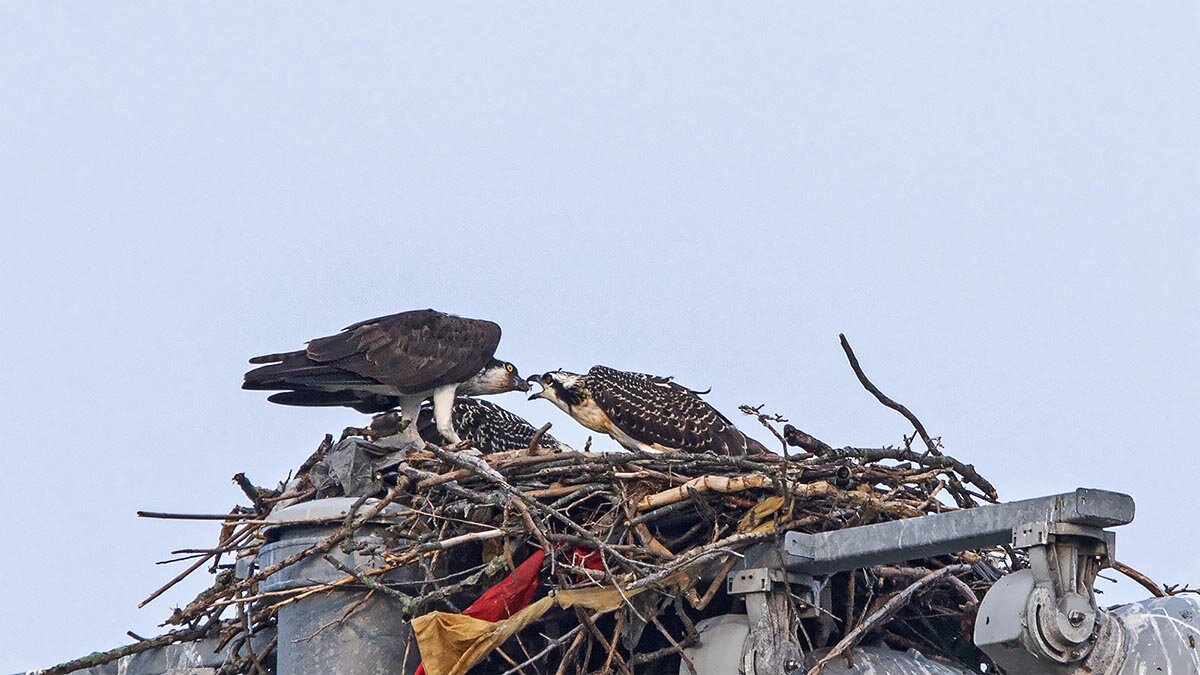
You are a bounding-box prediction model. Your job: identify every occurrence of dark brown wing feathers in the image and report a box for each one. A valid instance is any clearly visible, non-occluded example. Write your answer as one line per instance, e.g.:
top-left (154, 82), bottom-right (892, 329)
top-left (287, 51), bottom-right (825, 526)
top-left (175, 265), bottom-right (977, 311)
top-left (305, 309), bottom-right (500, 393)
top-left (244, 309), bottom-right (501, 399)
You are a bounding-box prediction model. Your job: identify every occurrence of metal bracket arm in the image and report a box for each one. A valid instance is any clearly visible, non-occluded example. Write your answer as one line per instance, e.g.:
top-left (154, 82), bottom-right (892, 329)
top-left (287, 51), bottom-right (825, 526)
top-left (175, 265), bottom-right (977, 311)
top-left (780, 488), bottom-right (1132, 575)
top-left (1010, 520), bottom-right (1114, 663)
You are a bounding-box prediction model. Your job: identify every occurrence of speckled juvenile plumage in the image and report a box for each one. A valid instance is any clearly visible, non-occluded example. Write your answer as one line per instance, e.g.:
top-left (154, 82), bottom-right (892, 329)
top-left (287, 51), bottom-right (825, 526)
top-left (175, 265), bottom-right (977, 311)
top-left (417, 398), bottom-right (571, 455)
top-left (531, 366), bottom-right (767, 456)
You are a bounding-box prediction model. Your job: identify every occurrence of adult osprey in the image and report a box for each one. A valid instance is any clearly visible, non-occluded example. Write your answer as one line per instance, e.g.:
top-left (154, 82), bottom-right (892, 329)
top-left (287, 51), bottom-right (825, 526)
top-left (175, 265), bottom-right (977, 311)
top-left (243, 309), bottom-right (530, 448)
top-left (527, 366), bottom-right (768, 456)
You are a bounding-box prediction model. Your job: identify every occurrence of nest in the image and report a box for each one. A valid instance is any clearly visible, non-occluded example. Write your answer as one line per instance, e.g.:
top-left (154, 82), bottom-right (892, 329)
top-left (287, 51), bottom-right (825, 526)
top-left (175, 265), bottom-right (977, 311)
top-left (46, 417), bottom-right (1019, 675)
top-left (46, 337), bottom-right (1167, 675)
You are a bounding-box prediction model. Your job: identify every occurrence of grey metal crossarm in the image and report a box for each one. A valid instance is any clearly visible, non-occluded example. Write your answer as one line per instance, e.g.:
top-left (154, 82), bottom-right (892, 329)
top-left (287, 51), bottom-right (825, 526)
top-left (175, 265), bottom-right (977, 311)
top-left (779, 488), bottom-right (1133, 575)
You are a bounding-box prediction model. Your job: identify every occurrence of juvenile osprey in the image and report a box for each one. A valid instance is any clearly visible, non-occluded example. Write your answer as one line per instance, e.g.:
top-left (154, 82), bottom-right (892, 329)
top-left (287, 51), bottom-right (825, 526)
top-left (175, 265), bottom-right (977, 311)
top-left (416, 398), bottom-right (571, 454)
top-left (353, 399), bottom-right (569, 455)
top-left (243, 309), bottom-right (529, 448)
top-left (527, 366), bottom-right (768, 456)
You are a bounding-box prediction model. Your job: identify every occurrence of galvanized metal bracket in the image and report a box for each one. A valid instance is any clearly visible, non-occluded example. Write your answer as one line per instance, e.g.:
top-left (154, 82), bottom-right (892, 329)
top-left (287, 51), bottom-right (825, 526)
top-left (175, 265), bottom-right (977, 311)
top-left (1009, 519), bottom-right (1114, 664)
top-left (780, 488), bottom-right (1132, 576)
top-left (727, 567), bottom-right (812, 674)
top-left (729, 489), bottom-right (1134, 674)
top-left (728, 567), bottom-right (795, 594)
top-left (1012, 520), bottom-right (1114, 556)
top-left (727, 568), bottom-right (825, 618)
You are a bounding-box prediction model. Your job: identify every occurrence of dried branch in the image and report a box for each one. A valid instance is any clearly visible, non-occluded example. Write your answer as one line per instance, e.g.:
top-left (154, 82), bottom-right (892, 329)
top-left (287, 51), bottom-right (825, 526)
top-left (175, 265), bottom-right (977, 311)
top-left (807, 564), bottom-right (971, 675)
top-left (1111, 560), bottom-right (1166, 598)
top-left (166, 487), bottom-right (402, 627)
top-left (839, 333), bottom-right (942, 457)
top-left (501, 624), bottom-right (587, 675)
top-left (232, 473), bottom-right (269, 514)
top-left (526, 422), bottom-right (553, 454)
top-left (40, 625), bottom-right (217, 675)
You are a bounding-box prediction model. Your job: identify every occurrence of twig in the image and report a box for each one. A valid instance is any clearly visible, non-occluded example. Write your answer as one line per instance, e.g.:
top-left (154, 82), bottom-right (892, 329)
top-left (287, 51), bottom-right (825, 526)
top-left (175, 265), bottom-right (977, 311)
top-left (554, 630), bottom-right (587, 675)
top-left (839, 333), bottom-right (942, 457)
top-left (299, 433), bottom-right (333, 473)
top-left (602, 610), bottom-right (625, 674)
top-left (512, 498), bottom-right (554, 556)
top-left (137, 511), bottom-right (255, 521)
top-left (499, 623), bottom-right (586, 675)
top-left (649, 611), bottom-right (698, 675)
top-left (685, 555), bottom-right (739, 610)
top-left (874, 565), bottom-right (979, 609)
top-left (323, 556), bottom-right (413, 604)
top-left (738, 404), bottom-right (789, 451)
top-left (237, 597), bottom-right (269, 675)
top-left (1111, 560), bottom-right (1166, 598)
top-left (293, 589), bottom-right (374, 643)
top-left (820, 446), bottom-right (997, 502)
top-left (574, 606), bottom-right (633, 675)
top-left (166, 488), bottom-right (402, 626)
top-left (527, 422), bottom-right (552, 454)
top-left (628, 635), bottom-right (699, 669)
top-left (782, 424), bottom-right (832, 455)
top-left (232, 473), bottom-right (269, 514)
top-left (40, 625), bottom-right (216, 675)
top-left (807, 564), bottom-right (971, 675)
top-left (629, 496), bottom-right (715, 526)
top-left (636, 474), bottom-right (774, 511)
top-left (428, 445), bottom-right (650, 571)
top-left (139, 526), bottom-right (254, 607)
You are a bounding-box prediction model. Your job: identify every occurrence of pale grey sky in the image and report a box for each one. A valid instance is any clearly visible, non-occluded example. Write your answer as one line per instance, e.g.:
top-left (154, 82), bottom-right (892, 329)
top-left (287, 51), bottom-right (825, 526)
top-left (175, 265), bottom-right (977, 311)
top-left (1, 2), bottom-right (1197, 671)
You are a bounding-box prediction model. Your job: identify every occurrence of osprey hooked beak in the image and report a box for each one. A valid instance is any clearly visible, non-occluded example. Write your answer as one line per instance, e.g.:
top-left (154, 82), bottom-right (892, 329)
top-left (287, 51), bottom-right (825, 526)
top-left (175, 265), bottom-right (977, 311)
top-left (526, 374), bottom-right (544, 400)
top-left (509, 369), bottom-right (531, 393)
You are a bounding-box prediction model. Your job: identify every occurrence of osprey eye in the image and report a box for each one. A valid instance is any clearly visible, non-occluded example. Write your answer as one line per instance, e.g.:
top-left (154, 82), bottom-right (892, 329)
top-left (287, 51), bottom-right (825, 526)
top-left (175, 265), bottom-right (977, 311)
top-left (505, 363), bottom-right (514, 373)
top-left (542, 374), bottom-right (553, 385)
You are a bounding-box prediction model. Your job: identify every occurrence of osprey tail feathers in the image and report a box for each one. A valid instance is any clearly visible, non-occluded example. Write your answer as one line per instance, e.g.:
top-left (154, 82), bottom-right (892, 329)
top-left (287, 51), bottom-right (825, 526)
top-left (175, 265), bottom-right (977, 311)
top-left (265, 390), bottom-right (398, 414)
top-left (247, 349), bottom-right (303, 365)
top-left (242, 354), bottom-right (383, 392)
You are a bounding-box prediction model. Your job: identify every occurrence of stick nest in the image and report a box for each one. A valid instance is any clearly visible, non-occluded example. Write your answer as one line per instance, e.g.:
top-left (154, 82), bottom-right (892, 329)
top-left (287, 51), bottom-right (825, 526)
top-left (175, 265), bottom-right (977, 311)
top-left (46, 337), bottom-right (1145, 675)
top-left (49, 416), bottom-right (1023, 675)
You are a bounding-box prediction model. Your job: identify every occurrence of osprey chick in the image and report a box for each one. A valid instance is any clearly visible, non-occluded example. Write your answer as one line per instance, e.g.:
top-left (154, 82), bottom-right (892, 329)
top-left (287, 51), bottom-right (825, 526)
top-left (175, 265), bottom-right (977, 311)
top-left (415, 398), bottom-right (572, 455)
top-left (527, 366), bottom-right (767, 456)
top-left (243, 309), bottom-right (529, 449)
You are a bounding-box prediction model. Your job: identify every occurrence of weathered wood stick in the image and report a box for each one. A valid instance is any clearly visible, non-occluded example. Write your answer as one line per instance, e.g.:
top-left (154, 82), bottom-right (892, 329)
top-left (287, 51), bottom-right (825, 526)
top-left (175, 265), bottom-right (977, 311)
top-left (166, 487), bottom-right (402, 626)
top-left (40, 625), bottom-right (215, 675)
top-left (822, 447), bottom-right (998, 502)
top-left (636, 474), bottom-right (774, 511)
top-left (523, 484), bottom-right (589, 499)
top-left (839, 333), bottom-right (943, 458)
top-left (807, 564), bottom-right (971, 675)
top-left (137, 511), bottom-right (255, 521)
top-left (416, 468), bottom-right (472, 489)
top-left (525, 422), bottom-right (552, 454)
top-left (500, 623), bottom-right (587, 675)
top-left (139, 526), bottom-right (254, 607)
top-left (1111, 560), bottom-right (1166, 598)
top-left (232, 473), bottom-right (268, 514)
